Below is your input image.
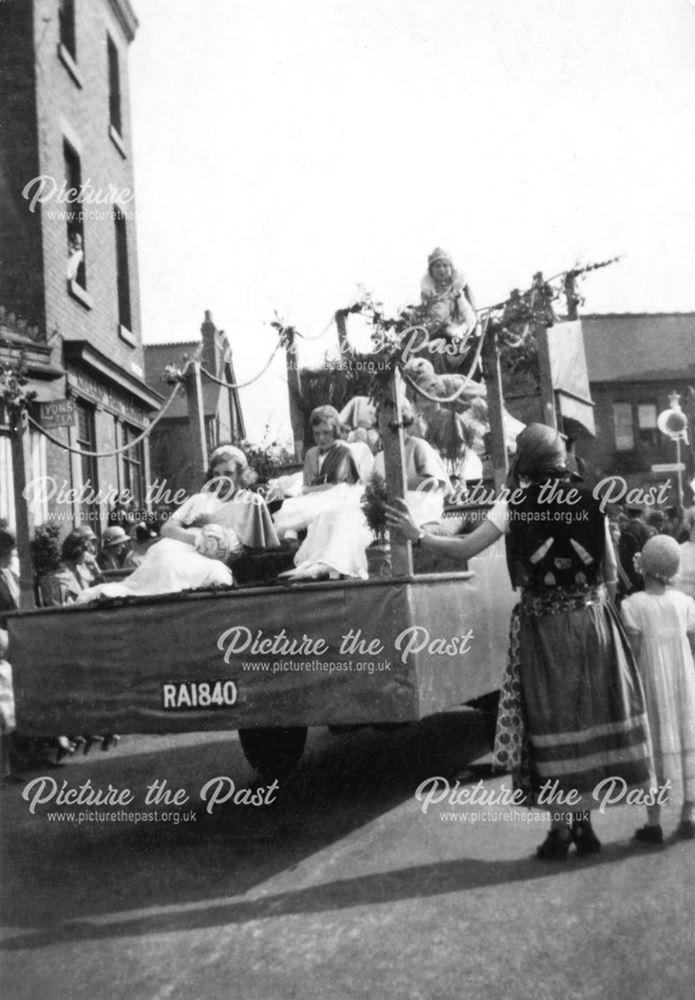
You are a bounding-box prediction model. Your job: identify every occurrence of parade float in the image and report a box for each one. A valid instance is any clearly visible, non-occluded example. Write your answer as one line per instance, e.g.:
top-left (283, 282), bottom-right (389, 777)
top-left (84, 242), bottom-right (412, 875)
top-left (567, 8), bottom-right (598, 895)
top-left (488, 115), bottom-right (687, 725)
top-left (5, 256), bottom-right (606, 777)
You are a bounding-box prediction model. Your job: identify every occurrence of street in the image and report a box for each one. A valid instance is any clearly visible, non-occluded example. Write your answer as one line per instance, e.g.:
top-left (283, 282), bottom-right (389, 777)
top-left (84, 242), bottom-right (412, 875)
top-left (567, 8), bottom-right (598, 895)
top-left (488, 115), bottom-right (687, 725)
top-left (2, 711), bottom-right (694, 1000)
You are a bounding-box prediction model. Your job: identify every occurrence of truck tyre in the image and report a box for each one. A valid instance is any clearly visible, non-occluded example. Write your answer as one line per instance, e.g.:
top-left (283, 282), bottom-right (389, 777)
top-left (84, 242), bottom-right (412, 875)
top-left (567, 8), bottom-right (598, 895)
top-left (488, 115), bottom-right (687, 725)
top-left (237, 726), bottom-right (308, 780)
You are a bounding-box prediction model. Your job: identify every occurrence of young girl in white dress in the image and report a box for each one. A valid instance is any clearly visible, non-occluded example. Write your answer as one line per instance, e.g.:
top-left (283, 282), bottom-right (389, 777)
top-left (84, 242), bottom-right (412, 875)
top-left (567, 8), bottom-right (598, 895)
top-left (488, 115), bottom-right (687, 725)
top-left (621, 534), bottom-right (695, 842)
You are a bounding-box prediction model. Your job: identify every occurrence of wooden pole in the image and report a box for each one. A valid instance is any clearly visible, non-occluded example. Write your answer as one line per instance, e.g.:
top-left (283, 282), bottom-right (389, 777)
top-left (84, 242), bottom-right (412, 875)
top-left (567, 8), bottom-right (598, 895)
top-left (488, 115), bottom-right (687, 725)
top-left (9, 406), bottom-right (35, 610)
top-left (378, 368), bottom-right (413, 577)
top-left (335, 310), bottom-right (349, 358)
top-left (283, 329), bottom-right (305, 461)
top-left (535, 322), bottom-right (557, 430)
top-left (184, 360), bottom-right (208, 478)
top-left (481, 323), bottom-right (508, 491)
top-left (564, 271), bottom-right (579, 322)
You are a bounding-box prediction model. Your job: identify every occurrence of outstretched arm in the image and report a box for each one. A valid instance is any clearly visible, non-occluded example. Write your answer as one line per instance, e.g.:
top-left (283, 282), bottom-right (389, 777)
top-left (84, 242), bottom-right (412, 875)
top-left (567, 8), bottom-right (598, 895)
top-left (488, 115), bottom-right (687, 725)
top-left (385, 498), bottom-right (502, 562)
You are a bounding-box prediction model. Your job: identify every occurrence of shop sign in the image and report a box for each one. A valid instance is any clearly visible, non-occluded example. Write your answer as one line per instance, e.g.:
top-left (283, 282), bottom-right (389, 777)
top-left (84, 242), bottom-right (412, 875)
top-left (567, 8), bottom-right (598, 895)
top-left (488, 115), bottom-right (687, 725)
top-left (39, 399), bottom-right (75, 428)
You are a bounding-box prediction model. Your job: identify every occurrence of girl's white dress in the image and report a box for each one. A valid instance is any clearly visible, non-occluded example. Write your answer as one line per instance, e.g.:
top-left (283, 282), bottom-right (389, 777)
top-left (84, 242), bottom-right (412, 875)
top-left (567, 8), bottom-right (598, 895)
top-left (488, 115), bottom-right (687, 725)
top-left (621, 589), bottom-right (695, 801)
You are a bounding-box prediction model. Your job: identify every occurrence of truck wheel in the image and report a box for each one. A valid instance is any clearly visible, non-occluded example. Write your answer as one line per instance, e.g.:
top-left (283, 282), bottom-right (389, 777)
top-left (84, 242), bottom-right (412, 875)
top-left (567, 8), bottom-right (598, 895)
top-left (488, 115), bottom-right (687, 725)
top-left (237, 726), bottom-right (308, 780)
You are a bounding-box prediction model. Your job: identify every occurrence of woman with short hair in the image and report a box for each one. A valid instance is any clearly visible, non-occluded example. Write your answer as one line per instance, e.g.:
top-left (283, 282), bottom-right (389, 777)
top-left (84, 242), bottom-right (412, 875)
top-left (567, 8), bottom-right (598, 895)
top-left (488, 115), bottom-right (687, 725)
top-left (273, 406), bottom-right (361, 544)
top-left (39, 531), bottom-right (89, 607)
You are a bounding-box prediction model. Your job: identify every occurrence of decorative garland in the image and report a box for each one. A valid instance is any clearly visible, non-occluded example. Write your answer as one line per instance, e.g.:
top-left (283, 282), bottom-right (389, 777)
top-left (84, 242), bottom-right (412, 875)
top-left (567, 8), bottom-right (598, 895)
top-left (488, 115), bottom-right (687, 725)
top-left (0, 351), bottom-right (37, 421)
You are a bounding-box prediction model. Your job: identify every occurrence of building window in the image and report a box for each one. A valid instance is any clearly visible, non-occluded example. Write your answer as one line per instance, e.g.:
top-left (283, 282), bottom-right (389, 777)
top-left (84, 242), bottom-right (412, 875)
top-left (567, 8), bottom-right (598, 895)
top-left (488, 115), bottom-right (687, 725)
top-left (59, 0), bottom-right (76, 61)
top-left (121, 423), bottom-right (145, 508)
top-left (612, 402), bottom-right (634, 451)
top-left (114, 207), bottom-right (132, 335)
top-left (0, 423), bottom-right (15, 529)
top-left (637, 402), bottom-right (659, 446)
top-left (75, 399), bottom-right (99, 525)
top-left (64, 140), bottom-right (86, 290)
top-left (107, 35), bottom-right (123, 137)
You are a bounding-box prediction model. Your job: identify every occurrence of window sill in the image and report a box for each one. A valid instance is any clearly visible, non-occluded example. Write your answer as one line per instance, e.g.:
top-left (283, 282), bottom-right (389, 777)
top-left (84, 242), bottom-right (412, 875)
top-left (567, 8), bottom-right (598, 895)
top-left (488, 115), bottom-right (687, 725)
top-left (68, 279), bottom-right (94, 310)
top-left (118, 323), bottom-right (136, 347)
top-left (57, 43), bottom-right (83, 89)
top-left (109, 124), bottom-right (127, 159)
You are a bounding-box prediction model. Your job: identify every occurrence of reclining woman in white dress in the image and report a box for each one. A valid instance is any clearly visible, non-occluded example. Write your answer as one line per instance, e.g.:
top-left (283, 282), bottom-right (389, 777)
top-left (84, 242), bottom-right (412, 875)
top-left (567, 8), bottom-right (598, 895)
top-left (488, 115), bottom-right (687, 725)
top-left (77, 445), bottom-right (279, 601)
top-left (280, 402), bottom-right (451, 581)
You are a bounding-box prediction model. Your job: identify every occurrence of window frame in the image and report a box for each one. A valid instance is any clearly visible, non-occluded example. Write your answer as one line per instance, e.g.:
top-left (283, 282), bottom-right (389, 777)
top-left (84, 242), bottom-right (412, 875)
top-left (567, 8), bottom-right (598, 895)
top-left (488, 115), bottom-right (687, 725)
top-left (74, 398), bottom-right (100, 527)
top-left (636, 401), bottom-right (659, 447)
top-left (57, 0), bottom-right (82, 87)
top-left (64, 139), bottom-right (90, 302)
top-left (120, 421), bottom-right (146, 509)
top-left (612, 400), bottom-right (635, 452)
top-left (114, 205), bottom-right (133, 341)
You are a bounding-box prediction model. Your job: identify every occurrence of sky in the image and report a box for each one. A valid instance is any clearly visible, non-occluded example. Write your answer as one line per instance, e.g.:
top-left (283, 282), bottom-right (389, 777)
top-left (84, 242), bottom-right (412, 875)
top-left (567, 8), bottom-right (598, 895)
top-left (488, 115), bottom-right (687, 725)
top-left (128, 0), bottom-right (695, 441)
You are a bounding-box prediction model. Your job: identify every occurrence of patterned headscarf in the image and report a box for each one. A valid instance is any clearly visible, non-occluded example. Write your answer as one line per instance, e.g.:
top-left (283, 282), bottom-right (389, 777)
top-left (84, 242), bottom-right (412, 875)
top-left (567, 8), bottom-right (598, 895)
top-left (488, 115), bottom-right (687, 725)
top-left (507, 423), bottom-right (570, 488)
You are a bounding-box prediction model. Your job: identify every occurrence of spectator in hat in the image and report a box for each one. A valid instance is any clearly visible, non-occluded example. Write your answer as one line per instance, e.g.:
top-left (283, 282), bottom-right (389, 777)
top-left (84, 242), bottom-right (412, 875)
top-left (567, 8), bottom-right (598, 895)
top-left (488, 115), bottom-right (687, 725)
top-left (124, 522), bottom-right (158, 570)
top-left (617, 506), bottom-right (655, 601)
top-left (98, 526), bottom-right (130, 571)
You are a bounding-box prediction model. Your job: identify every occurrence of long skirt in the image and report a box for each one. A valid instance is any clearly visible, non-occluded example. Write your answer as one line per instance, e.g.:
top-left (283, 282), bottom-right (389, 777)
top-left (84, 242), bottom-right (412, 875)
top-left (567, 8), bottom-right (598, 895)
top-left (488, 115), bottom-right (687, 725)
top-left (493, 585), bottom-right (655, 808)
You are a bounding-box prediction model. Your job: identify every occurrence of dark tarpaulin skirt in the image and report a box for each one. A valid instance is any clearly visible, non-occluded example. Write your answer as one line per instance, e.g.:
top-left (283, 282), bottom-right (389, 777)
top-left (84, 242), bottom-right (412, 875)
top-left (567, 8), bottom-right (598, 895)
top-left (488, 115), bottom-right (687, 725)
top-left (493, 585), bottom-right (654, 807)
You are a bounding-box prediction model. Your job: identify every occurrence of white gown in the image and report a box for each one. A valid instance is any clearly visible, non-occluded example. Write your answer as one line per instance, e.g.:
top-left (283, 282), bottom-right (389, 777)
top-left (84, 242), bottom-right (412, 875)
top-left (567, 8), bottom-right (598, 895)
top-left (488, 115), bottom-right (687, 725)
top-left (290, 437), bottom-right (449, 579)
top-left (621, 588), bottom-right (695, 800)
top-left (76, 538), bottom-right (233, 602)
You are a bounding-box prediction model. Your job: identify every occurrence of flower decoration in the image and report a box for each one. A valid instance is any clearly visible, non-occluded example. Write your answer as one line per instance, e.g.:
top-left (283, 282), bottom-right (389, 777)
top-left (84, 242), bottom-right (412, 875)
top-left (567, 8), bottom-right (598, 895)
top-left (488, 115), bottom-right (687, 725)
top-left (0, 352), bottom-right (37, 415)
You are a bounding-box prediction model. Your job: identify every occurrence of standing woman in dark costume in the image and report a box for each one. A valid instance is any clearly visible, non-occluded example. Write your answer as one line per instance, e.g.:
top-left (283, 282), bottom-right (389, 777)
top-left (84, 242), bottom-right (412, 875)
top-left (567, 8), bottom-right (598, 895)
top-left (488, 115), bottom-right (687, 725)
top-left (386, 423), bottom-right (654, 860)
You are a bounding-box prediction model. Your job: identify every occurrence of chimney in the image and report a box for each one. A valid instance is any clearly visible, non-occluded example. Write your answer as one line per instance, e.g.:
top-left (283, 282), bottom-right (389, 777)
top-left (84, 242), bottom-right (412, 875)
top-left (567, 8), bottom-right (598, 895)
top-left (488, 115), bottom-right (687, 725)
top-left (200, 310), bottom-right (217, 374)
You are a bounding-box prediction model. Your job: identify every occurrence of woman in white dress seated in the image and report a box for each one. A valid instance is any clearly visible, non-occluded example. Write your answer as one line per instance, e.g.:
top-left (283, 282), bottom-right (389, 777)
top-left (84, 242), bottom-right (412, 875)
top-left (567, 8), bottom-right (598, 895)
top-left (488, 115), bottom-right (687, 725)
top-left (273, 405), bottom-right (362, 542)
top-left (281, 402), bottom-right (450, 581)
top-left (77, 445), bottom-right (279, 601)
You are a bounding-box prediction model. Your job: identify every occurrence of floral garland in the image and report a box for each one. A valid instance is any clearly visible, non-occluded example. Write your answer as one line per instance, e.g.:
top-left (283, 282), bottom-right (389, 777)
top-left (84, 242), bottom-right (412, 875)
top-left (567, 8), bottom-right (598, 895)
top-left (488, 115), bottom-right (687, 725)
top-left (0, 351), bottom-right (37, 418)
top-left (269, 257), bottom-right (621, 399)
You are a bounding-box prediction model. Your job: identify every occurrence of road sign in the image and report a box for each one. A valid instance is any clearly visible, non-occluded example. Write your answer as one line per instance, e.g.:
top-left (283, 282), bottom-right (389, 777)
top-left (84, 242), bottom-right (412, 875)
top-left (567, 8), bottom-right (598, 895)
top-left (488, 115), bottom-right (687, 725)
top-left (650, 463), bottom-right (685, 473)
top-left (39, 399), bottom-right (75, 428)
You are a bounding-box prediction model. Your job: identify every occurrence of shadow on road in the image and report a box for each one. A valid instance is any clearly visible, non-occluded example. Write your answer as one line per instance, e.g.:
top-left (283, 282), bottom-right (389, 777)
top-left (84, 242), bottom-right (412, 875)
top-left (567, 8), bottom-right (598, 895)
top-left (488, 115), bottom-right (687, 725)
top-left (2, 838), bottom-right (642, 951)
top-left (0, 707), bottom-right (607, 949)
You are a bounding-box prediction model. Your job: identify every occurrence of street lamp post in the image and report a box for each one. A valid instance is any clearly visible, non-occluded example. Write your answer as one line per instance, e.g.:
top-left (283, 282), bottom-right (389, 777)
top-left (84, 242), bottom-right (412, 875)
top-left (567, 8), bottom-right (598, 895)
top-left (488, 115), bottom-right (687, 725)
top-left (656, 392), bottom-right (689, 509)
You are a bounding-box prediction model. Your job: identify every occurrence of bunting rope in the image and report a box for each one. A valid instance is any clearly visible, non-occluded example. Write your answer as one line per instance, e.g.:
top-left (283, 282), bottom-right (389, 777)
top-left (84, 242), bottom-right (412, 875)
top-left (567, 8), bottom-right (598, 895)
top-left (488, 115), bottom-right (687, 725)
top-left (292, 310), bottom-right (341, 342)
top-left (402, 315), bottom-right (489, 404)
top-left (199, 340), bottom-right (283, 389)
top-left (26, 381), bottom-right (184, 458)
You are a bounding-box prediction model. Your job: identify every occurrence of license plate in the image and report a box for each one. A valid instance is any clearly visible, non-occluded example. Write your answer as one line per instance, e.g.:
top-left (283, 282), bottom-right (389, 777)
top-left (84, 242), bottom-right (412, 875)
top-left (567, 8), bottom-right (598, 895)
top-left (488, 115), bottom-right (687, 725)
top-left (162, 680), bottom-right (238, 710)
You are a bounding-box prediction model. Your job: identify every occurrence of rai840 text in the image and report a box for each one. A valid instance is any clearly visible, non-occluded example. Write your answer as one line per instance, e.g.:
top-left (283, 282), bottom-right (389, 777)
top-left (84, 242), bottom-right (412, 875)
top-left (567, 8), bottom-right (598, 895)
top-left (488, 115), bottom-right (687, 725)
top-left (162, 680), bottom-right (237, 710)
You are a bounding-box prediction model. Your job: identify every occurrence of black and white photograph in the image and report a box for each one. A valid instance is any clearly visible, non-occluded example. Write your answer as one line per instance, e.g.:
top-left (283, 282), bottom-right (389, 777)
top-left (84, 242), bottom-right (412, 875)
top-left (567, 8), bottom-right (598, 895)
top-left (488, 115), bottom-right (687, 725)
top-left (1, 1), bottom-right (695, 997)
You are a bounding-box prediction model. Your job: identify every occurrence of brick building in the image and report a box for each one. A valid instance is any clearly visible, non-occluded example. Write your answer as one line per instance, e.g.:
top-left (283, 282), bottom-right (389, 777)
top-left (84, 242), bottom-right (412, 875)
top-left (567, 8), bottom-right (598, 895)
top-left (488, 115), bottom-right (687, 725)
top-left (580, 313), bottom-right (695, 506)
top-left (144, 312), bottom-right (246, 500)
top-left (0, 0), bottom-right (161, 537)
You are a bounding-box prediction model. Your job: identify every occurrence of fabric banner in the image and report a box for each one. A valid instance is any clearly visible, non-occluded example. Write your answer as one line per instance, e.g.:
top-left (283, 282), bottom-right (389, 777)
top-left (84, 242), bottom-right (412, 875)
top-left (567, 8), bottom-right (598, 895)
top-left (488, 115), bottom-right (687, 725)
top-left (547, 320), bottom-right (595, 435)
top-left (8, 553), bottom-right (516, 736)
